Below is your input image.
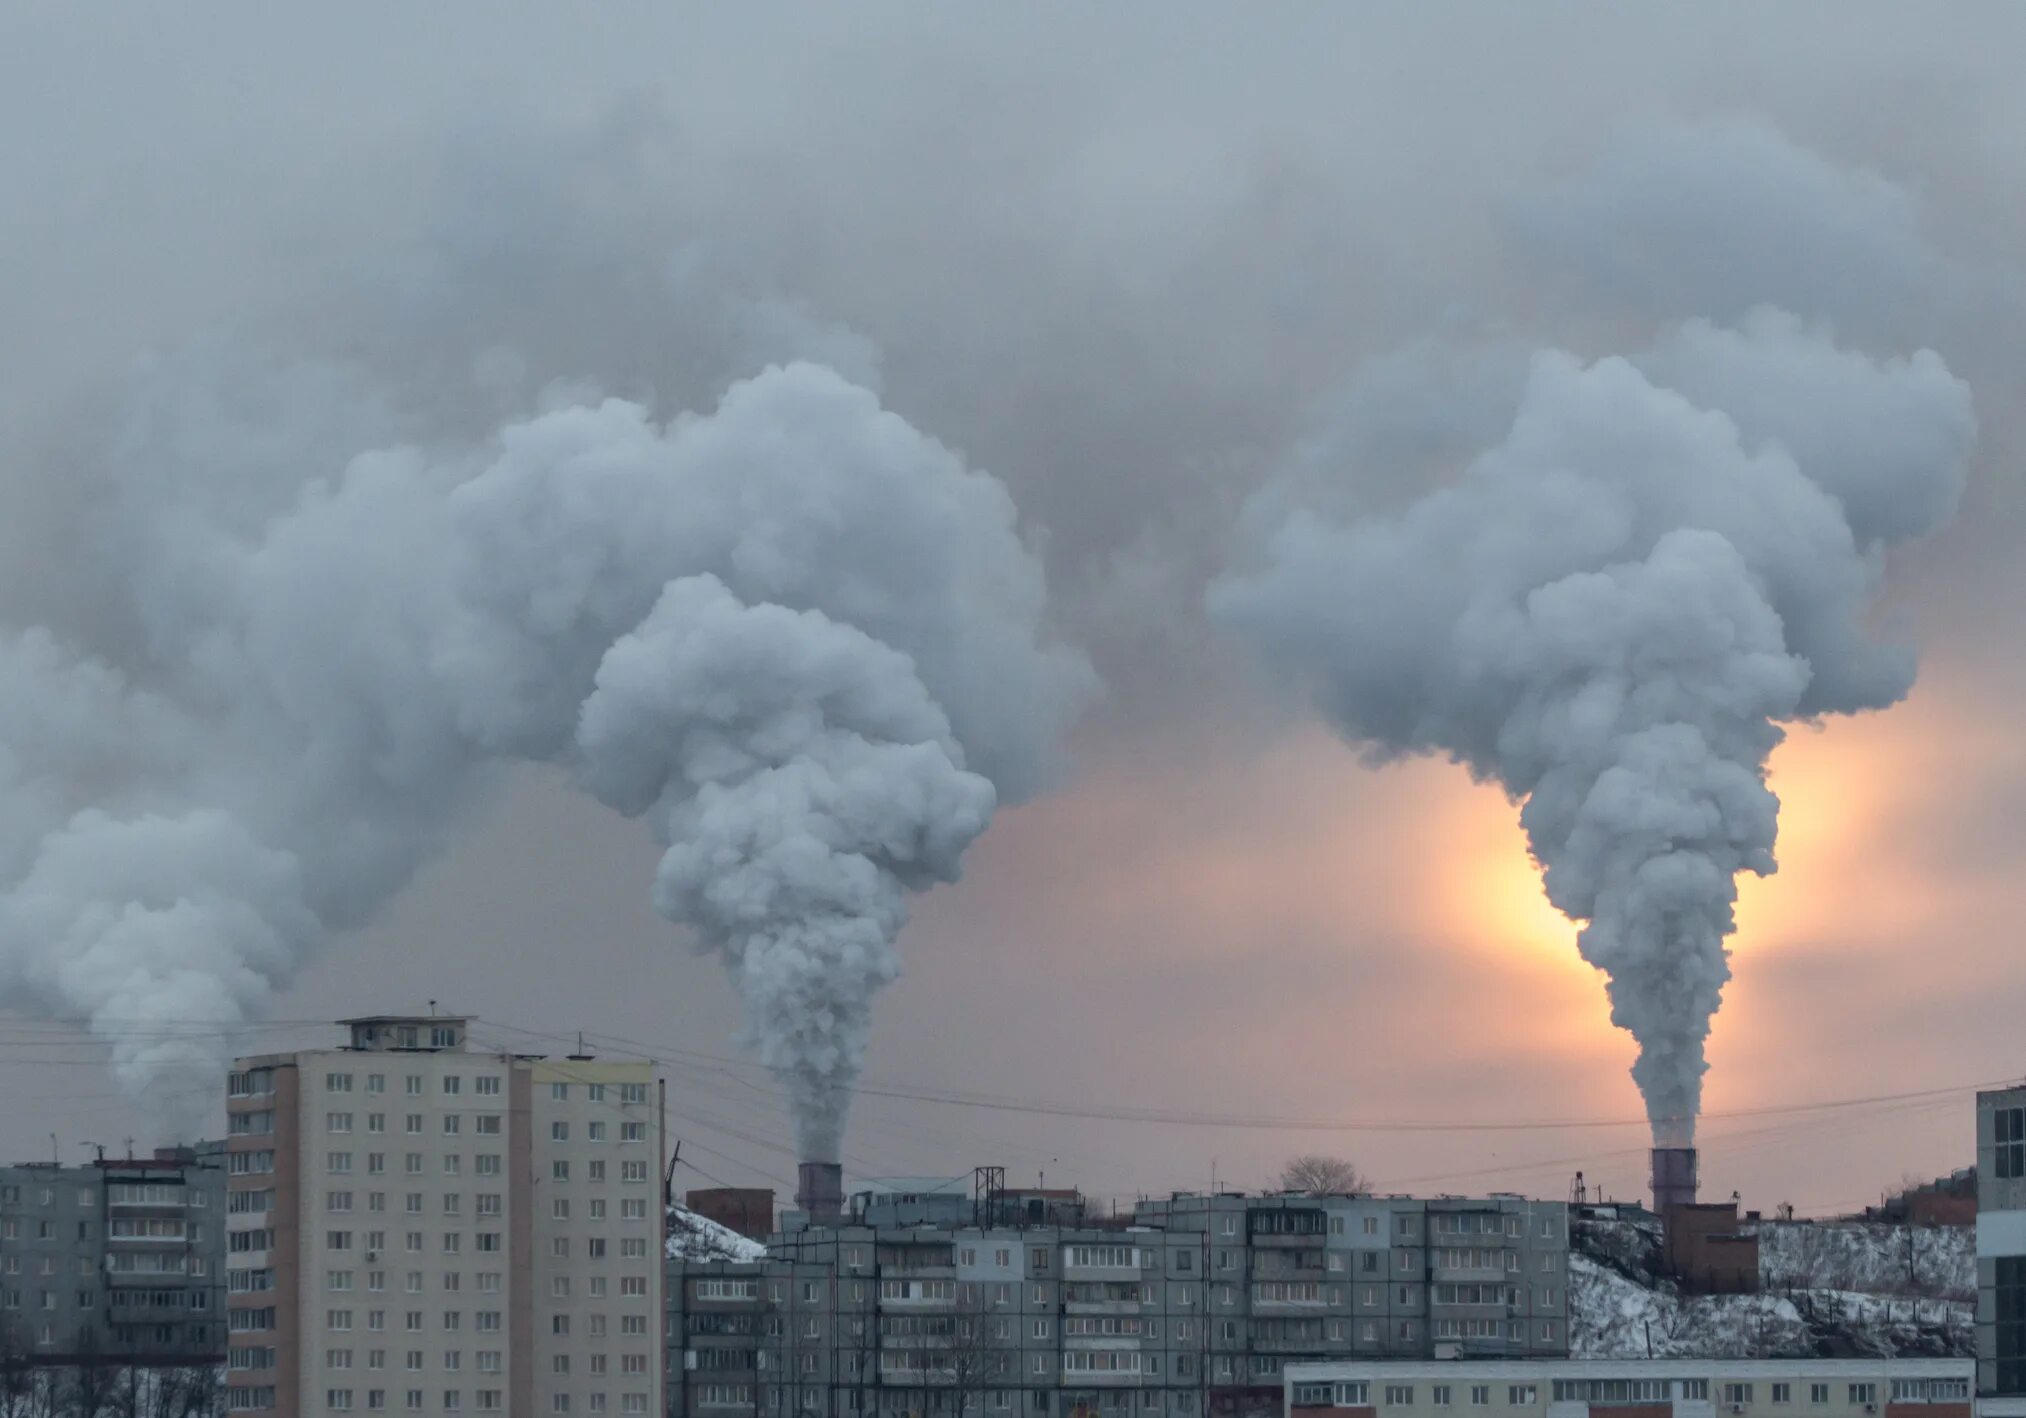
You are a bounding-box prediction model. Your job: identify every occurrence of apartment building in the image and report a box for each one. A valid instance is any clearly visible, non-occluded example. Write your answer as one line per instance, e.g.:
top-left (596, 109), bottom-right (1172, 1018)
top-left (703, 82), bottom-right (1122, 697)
top-left (223, 1014), bottom-right (664, 1418)
top-left (1977, 1086), bottom-right (2026, 1418)
top-left (1283, 1357), bottom-right (1971, 1418)
top-left (0, 1145), bottom-right (226, 1365)
top-left (664, 1191), bottom-right (1570, 1418)
top-left (1133, 1194), bottom-right (1571, 1372)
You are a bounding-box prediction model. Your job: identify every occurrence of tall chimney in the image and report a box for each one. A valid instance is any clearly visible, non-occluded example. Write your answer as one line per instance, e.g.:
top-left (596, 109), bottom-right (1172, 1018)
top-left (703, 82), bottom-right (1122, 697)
top-left (797, 1161), bottom-right (844, 1225)
top-left (1650, 1146), bottom-right (1698, 1213)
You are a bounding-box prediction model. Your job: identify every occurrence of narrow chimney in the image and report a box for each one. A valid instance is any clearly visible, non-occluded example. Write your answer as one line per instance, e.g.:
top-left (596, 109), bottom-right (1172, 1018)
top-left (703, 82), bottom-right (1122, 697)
top-left (797, 1160), bottom-right (844, 1225)
top-left (1650, 1146), bottom-right (1698, 1212)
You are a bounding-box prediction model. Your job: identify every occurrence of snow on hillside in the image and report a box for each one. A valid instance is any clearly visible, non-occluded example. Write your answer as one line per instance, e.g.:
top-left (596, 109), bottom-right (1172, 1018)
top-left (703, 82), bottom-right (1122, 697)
top-left (1571, 1216), bottom-right (1972, 1359)
top-left (1573, 1252), bottom-right (1811, 1358)
top-left (1760, 1221), bottom-right (1973, 1300)
top-left (667, 1205), bottom-right (769, 1262)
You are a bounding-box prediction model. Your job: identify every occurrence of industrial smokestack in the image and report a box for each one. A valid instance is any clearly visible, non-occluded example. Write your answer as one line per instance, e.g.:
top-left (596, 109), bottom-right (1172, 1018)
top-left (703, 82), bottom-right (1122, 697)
top-left (1651, 1146), bottom-right (1698, 1212)
top-left (1212, 316), bottom-right (1976, 1147)
top-left (797, 1161), bottom-right (844, 1225)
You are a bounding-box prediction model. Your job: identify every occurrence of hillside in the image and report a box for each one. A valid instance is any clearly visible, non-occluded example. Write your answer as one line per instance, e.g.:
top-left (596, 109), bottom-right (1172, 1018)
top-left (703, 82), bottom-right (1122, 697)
top-left (1571, 1216), bottom-right (1971, 1359)
top-left (667, 1205), bottom-right (770, 1262)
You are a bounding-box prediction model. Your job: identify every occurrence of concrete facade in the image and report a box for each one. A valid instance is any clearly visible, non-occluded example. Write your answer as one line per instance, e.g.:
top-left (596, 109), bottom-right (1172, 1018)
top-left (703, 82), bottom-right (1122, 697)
top-left (0, 1145), bottom-right (227, 1366)
top-left (664, 1192), bottom-right (1571, 1418)
top-left (1977, 1087), bottom-right (2026, 1417)
top-left (1282, 1357), bottom-right (1971, 1418)
top-left (224, 1016), bottom-right (663, 1417)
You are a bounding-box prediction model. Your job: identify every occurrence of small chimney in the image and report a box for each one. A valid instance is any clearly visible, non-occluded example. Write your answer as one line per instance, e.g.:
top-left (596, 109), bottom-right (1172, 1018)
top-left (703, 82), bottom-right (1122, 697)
top-left (1651, 1146), bottom-right (1698, 1212)
top-left (797, 1161), bottom-right (844, 1224)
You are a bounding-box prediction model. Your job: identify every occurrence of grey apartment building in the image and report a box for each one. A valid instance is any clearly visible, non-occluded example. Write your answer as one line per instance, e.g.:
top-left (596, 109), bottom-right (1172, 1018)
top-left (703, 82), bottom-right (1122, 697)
top-left (1978, 1086), bottom-right (2026, 1418)
top-left (0, 1144), bottom-right (227, 1367)
top-left (664, 1191), bottom-right (1569, 1418)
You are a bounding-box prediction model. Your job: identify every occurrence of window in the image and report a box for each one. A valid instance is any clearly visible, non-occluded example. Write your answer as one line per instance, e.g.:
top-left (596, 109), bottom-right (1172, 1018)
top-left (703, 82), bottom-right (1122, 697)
top-left (2002, 1107), bottom-right (2026, 1179)
top-left (405, 1075), bottom-right (422, 1097)
top-left (1470, 1389), bottom-right (1489, 1408)
top-left (551, 1083), bottom-right (567, 1100)
top-left (1385, 1388), bottom-right (1414, 1406)
top-left (475, 1076), bottom-right (500, 1096)
top-left (1507, 1388), bottom-right (1535, 1406)
top-left (1848, 1386), bottom-right (1876, 1407)
top-left (1432, 1388), bottom-right (1451, 1408)
top-left (551, 1122), bottom-right (568, 1142)
top-left (1810, 1387), bottom-right (1829, 1405)
top-left (621, 1122), bottom-right (644, 1143)
top-left (1363, 1216), bottom-right (1379, 1236)
top-left (1773, 1385), bottom-right (1791, 1405)
top-left (1724, 1385), bottom-right (1755, 1406)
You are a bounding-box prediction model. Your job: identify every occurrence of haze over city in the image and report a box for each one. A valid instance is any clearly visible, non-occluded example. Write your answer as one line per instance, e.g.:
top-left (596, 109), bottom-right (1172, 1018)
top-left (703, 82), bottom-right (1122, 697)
top-left (3, 2), bottom-right (2025, 1226)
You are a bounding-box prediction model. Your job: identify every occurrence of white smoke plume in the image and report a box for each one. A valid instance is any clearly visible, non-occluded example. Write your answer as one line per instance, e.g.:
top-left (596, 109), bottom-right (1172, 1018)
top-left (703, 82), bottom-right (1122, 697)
top-left (1213, 314), bottom-right (1973, 1143)
top-left (0, 357), bottom-right (1089, 1154)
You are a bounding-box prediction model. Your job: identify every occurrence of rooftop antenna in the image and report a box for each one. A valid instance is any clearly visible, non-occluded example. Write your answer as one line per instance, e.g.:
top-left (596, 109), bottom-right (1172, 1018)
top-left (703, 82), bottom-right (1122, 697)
top-left (49, 1133), bottom-right (57, 1165)
top-left (427, 999), bottom-right (439, 1016)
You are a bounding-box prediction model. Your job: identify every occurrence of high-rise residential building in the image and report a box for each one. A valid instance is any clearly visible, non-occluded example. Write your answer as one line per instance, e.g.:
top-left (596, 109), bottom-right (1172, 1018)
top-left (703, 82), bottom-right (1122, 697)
top-left (223, 1014), bottom-right (664, 1418)
top-left (0, 1144), bottom-right (227, 1367)
top-left (664, 1188), bottom-right (1570, 1418)
top-left (1978, 1085), bottom-right (2026, 1418)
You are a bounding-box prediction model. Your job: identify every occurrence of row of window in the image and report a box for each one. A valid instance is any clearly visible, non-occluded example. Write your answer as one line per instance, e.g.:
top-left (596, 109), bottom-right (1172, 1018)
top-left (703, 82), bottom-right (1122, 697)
top-left (1292, 1379), bottom-right (1963, 1409)
top-left (327, 1271), bottom-right (503, 1295)
top-left (742, 1278), bottom-right (1548, 1312)
top-left (325, 1071), bottom-right (502, 1096)
top-left (317, 1389), bottom-right (651, 1414)
top-left (325, 1112), bottom-right (505, 1135)
top-left (323, 1152), bottom-right (503, 1176)
top-left (229, 1063), bottom-right (648, 1103)
top-left (3, 1287), bottom-right (205, 1312)
top-left (0, 1182), bottom-right (202, 1208)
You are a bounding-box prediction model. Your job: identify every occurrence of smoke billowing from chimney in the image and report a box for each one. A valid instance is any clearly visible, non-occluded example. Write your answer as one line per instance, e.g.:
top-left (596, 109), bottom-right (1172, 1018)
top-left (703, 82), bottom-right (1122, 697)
top-left (0, 356), bottom-right (1090, 1155)
top-left (1214, 311), bottom-right (1974, 1143)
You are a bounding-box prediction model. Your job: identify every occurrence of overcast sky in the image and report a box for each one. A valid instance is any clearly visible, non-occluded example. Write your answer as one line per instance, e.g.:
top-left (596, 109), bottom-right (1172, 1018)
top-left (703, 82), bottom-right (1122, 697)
top-left (2, 2), bottom-right (2024, 1214)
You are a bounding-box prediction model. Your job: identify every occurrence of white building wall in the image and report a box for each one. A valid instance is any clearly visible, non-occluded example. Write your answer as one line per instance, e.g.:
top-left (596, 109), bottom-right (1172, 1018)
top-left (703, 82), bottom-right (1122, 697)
top-left (527, 1057), bottom-right (665, 1418)
top-left (290, 1045), bottom-right (516, 1415)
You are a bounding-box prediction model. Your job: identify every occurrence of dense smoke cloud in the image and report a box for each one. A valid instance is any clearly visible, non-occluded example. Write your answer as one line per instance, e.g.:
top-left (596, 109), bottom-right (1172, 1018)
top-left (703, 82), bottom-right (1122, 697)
top-left (1215, 317), bottom-right (1973, 1141)
top-left (0, 349), bottom-right (1087, 1152)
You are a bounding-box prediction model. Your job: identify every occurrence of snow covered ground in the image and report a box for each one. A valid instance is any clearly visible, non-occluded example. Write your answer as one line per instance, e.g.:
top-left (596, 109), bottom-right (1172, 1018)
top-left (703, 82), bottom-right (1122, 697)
top-left (1570, 1217), bottom-right (1973, 1359)
top-left (1759, 1221), bottom-right (1973, 1300)
top-left (667, 1204), bottom-right (770, 1262)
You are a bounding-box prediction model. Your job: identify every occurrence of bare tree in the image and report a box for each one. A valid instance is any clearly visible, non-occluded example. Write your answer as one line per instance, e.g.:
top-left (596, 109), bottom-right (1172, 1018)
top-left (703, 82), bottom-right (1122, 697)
top-left (64, 1327), bottom-right (120, 1418)
top-left (1277, 1155), bottom-right (1368, 1195)
top-left (0, 1313), bottom-right (36, 1418)
top-left (947, 1292), bottom-right (1013, 1418)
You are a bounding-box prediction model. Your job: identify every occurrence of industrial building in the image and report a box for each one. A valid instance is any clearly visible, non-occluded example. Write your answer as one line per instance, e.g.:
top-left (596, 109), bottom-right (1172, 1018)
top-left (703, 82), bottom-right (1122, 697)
top-left (1283, 1357), bottom-right (1972, 1418)
top-left (222, 1014), bottom-right (665, 1417)
top-left (0, 1143), bottom-right (227, 1367)
top-left (665, 1185), bottom-right (1571, 1418)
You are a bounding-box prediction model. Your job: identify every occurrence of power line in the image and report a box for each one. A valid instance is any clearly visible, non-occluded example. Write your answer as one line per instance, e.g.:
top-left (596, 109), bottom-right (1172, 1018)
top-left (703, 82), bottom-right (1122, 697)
top-left (497, 1015), bottom-right (2010, 1137)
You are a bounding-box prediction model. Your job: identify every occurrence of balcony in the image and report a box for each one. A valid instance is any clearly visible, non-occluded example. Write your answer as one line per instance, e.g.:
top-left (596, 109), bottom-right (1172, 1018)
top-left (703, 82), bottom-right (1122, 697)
top-left (876, 1364), bottom-right (958, 1387)
top-left (1065, 1300), bottom-right (1143, 1317)
top-left (1059, 1366), bottom-right (1145, 1388)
